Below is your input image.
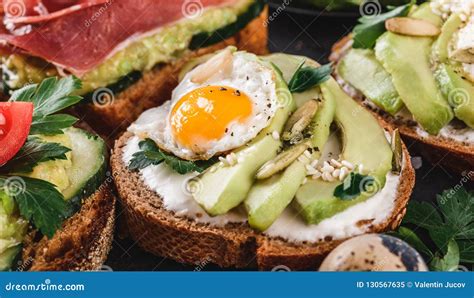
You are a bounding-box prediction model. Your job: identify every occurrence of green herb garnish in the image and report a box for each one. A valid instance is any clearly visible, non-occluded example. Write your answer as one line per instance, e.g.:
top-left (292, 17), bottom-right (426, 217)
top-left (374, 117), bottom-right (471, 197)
top-left (393, 187), bottom-right (474, 271)
top-left (1, 76), bottom-right (85, 238)
top-left (10, 76), bottom-right (82, 135)
top-left (129, 138), bottom-right (217, 174)
top-left (288, 60), bottom-right (332, 93)
top-left (352, 2), bottom-right (413, 49)
top-left (0, 176), bottom-right (69, 238)
top-left (1, 136), bottom-right (71, 173)
top-left (334, 172), bottom-right (375, 200)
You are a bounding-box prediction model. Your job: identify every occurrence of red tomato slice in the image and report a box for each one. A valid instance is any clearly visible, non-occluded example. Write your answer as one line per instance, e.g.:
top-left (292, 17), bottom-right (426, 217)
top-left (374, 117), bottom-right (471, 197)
top-left (0, 102), bottom-right (34, 166)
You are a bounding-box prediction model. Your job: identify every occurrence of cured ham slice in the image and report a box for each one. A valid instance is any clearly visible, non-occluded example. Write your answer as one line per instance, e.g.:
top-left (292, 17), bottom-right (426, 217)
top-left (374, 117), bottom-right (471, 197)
top-left (2, 0), bottom-right (109, 23)
top-left (0, 0), bottom-right (236, 76)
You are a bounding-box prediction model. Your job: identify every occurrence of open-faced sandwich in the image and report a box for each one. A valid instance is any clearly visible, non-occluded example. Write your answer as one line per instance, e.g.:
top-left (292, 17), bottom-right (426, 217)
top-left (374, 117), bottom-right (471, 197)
top-left (111, 48), bottom-right (415, 270)
top-left (0, 0), bottom-right (267, 135)
top-left (0, 77), bottom-right (115, 271)
top-left (331, 0), bottom-right (474, 176)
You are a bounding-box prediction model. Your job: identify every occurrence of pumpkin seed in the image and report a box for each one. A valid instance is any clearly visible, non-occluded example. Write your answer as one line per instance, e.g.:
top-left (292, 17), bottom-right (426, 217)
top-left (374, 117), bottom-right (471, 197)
top-left (256, 141), bottom-right (311, 180)
top-left (450, 48), bottom-right (474, 64)
top-left (385, 17), bottom-right (440, 37)
top-left (391, 129), bottom-right (402, 175)
top-left (282, 99), bottom-right (319, 142)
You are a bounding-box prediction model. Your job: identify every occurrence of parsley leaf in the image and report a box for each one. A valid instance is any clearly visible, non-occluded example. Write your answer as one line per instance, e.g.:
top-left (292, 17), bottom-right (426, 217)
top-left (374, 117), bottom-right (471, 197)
top-left (10, 76), bottom-right (82, 135)
top-left (352, 2), bottom-right (413, 49)
top-left (394, 187), bottom-right (474, 270)
top-left (10, 76), bottom-right (82, 117)
top-left (334, 172), bottom-right (374, 200)
top-left (1, 136), bottom-right (70, 173)
top-left (30, 114), bottom-right (78, 135)
top-left (0, 176), bottom-right (68, 238)
top-left (287, 60), bottom-right (332, 93)
top-left (129, 139), bottom-right (217, 174)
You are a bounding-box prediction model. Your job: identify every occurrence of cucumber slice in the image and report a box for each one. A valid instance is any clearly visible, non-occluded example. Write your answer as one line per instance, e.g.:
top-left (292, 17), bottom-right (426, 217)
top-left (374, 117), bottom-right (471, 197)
top-left (62, 128), bottom-right (107, 211)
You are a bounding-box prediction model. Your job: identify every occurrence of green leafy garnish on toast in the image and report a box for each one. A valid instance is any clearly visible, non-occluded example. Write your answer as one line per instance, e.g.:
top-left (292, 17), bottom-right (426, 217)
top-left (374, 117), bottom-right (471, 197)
top-left (352, 2), bottom-right (413, 49)
top-left (10, 76), bottom-right (82, 135)
top-left (1, 137), bottom-right (70, 173)
top-left (288, 60), bottom-right (332, 93)
top-left (0, 176), bottom-right (68, 238)
top-left (129, 138), bottom-right (217, 174)
top-left (334, 172), bottom-right (375, 200)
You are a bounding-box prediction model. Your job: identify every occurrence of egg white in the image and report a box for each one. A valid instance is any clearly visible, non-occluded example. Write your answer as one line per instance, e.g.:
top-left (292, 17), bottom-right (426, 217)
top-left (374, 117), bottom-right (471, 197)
top-left (129, 51), bottom-right (280, 160)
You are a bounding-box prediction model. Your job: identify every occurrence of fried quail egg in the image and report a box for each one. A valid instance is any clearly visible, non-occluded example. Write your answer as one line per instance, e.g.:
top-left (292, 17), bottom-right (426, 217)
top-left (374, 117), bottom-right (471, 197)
top-left (129, 49), bottom-right (280, 160)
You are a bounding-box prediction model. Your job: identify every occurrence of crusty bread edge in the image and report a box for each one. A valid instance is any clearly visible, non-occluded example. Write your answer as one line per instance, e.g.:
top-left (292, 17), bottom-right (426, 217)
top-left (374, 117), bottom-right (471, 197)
top-left (111, 122), bottom-right (414, 270)
top-left (330, 35), bottom-right (474, 178)
top-left (21, 183), bottom-right (116, 271)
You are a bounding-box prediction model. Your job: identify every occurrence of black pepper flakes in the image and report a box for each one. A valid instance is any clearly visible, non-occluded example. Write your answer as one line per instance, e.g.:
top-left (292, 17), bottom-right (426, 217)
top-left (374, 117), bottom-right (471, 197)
top-left (234, 90), bottom-right (241, 96)
top-left (220, 87), bottom-right (227, 91)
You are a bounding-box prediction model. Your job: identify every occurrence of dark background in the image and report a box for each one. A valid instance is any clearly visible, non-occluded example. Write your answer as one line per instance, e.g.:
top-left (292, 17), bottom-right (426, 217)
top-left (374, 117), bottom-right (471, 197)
top-left (105, 2), bottom-right (473, 271)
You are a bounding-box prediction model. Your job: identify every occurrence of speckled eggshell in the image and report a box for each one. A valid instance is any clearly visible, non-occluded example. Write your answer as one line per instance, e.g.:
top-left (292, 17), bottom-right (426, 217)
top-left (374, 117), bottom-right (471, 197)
top-left (319, 234), bottom-right (428, 271)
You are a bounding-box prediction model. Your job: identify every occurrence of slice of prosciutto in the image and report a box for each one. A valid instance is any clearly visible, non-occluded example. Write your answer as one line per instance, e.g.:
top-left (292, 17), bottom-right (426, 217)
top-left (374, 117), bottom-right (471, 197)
top-left (0, 0), bottom-right (237, 77)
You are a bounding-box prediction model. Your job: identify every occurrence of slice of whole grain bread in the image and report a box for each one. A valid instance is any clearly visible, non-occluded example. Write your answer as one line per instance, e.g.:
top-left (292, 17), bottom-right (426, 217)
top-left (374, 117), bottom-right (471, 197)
top-left (20, 182), bottom-right (116, 271)
top-left (330, 36), bottom-right (474, 179)
top-left (110, 128), bottom-right (415, 271)
top-left (77, 7), bottom-right (269, 140)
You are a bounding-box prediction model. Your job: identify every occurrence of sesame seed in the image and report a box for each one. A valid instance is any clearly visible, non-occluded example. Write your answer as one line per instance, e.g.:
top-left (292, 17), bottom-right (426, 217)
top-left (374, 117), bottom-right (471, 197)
top-left (272, 131), bottom-right (280, 141)
top-left (312, 172), bottom-right (322, 180)
top-left (330, 159), bottom-right (342, 168)
top-left (341, 160), bottom-right (354, 170)
top-left (332, 169), bottom-right (341, 178)
top-left (310, 159), bottom-right (319, 168)
top-left (304, 150), bottom-right (312, 159)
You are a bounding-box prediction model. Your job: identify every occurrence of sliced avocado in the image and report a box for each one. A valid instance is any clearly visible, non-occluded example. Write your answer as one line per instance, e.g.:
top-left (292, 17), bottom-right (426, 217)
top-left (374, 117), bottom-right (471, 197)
top-left (0, 192), bottom-right (27, 271)
top-left (337, 48), bottom-right (404, 115)
top-left (294, 78), bottom-right (393, 224)
top-left (433, 14), bottom-right (463, 63)
top-left (243, 54), bottom-right (336, 231)
top-left (374, 4), bottom-right (453, 134)
top-left (435, 63), bottom-right (474, 128)
top-left (193, 59), bottom-right (296, 216)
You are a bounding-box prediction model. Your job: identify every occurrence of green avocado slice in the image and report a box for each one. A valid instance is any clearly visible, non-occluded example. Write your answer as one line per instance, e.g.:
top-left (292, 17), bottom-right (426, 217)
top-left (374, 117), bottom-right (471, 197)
top-left (337, 48), bottom-right (404, 115)
top-left (193, 55), bottom-right (295, 216)
top-left (294, 78), bottom-right (393, 224)
top-left (243, 53), bottom-right (336, 231)
top-left (432, 14), bottom-right (474, 128)
top-left (374, 4), bottom-right (454, 135)
top-left (435, 64), bottom-right (474, 128)
top-left (433, 13), bottom-right (463, 63)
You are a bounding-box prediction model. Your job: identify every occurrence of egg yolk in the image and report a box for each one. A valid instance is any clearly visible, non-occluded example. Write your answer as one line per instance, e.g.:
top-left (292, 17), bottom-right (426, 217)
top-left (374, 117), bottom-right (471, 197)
top-left (170, 86), bottom-right (253, 151)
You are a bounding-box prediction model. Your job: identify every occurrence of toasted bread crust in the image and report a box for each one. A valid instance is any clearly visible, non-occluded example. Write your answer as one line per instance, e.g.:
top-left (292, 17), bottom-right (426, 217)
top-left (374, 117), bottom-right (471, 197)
top-left (78, 7), bottom-right (269, 139)
top-left (330, 36), bottom-right (474, 179)
top-left (111, 128), bottom-right (414, 271)
top-left (21, 183), bottom-right (116, 271)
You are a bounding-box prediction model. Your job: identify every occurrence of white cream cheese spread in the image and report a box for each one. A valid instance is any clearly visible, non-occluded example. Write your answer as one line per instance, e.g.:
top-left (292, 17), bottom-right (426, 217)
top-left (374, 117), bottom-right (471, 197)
top-left (123, 107), bottom-right (403, 243)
